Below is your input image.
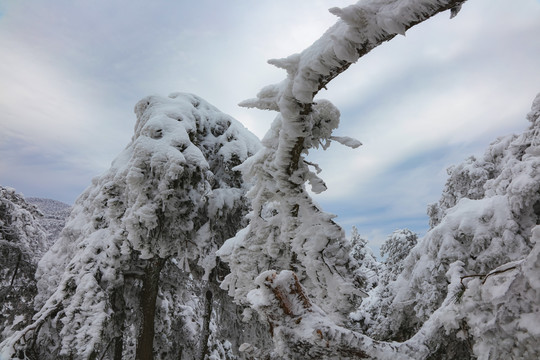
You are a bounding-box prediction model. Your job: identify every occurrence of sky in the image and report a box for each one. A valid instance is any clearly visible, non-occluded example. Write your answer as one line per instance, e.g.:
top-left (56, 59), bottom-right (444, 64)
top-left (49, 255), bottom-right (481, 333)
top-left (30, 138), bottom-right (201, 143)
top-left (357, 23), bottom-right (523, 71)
top-left (1, 0), bottom-right (539, 253)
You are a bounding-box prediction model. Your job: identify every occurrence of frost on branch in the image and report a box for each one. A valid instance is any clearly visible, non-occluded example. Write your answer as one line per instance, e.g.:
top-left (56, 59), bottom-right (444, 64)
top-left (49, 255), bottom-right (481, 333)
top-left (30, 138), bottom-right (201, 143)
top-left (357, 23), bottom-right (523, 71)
top-left (349, 227), bottom-right (381, 292)
top-left (1, 93), bottom-right (262, 359)
top-left (245, 270), bottom-right (426, 360)
top-left (219, 97), bottom-right (363, 318)
top-left (221, 0), bottom-right (471, 357)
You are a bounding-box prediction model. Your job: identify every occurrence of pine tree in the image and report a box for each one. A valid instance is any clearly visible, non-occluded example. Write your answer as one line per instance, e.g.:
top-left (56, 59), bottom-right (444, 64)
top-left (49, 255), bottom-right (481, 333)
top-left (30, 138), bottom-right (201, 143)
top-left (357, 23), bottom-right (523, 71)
top-left (352, 229), bottom-right (418, 341)
top-left (1, 93), bottom-right (262, 359)
top-left (349, 226), bottom-right (380, 291)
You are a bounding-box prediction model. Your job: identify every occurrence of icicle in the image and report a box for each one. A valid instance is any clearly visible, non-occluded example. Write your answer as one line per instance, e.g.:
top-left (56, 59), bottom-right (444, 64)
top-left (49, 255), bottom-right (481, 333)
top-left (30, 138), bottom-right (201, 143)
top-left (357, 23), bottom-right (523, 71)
top-left (330, 135), bottom-right (363, 149)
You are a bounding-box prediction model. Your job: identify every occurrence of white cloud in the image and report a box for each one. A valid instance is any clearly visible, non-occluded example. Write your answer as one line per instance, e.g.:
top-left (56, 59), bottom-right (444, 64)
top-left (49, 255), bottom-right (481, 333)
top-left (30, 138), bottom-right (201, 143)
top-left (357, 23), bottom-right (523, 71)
top-left (307, 0), bottom-right (540, 245)
top-left (0, 0), bottom-right (539, 247)
top-left (308, 0), bottom-right (540, 222)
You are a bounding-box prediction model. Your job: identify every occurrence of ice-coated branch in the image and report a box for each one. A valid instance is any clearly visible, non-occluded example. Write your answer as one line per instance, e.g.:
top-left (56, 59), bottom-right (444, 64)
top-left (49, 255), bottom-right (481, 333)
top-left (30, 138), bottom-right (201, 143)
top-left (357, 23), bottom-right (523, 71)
top-left (242, 0), bottom-right (468, 109)
top-left (221, 0), bottom-right (471, 357)
top-left (224, 0), bottom-right (469, 315)
top-left (247, 270), bottom-right (427, 359)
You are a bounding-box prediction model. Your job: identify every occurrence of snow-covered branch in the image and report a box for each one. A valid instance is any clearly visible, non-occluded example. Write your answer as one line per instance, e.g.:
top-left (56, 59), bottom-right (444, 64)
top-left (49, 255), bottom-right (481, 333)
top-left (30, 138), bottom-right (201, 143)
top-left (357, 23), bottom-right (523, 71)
top-left (245, 270), bottom-right (428, 359)
top-left (222, 0), bottom-right (469, 330)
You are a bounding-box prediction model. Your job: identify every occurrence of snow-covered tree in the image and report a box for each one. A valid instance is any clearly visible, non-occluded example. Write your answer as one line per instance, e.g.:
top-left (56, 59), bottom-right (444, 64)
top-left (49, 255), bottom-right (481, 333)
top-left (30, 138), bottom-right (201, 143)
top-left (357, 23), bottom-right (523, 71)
top-left (218, 0), bottom-right (475, 358)
top-left (3, 0), bottom-right (538, 359)
top-left (26, 198), bottom-right (71, 248)
top-left (371, 92), bottom-right (540, 358)
top-left (380, 229), bottom-right (418, 283)
top-left (218, 98), bottom-right (363, 320)
top-left (349, 226), bottom-right (380, 291)
top-left (0, 186), bottom-right (48, 344)
top-left (352, 229), bottom-right (418, 340)
top-left (1, 93), bottom-right (262, 359)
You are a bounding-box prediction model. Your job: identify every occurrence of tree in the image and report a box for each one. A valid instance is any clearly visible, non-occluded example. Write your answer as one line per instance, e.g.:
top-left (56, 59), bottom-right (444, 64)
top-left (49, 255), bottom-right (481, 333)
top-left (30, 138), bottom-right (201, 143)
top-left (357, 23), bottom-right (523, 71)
top-left (1, 93), bottom-right (264, 359)
top-left (3, 0), bottom-right (539, 358)
top-left (220, 0), bottom-right (538, 358)
top-left (218, 0), bottom-right (472, 358)
top-left (0, 187), bottom-right (48, 345)
top-left (352, 229), bottom-right (418, 341)
top-left (349, 226), bottom-right (380, 291)
top-left (372, 92), bottom-right (540, 359)
top-left (380, 229), bottom-right (418, 283)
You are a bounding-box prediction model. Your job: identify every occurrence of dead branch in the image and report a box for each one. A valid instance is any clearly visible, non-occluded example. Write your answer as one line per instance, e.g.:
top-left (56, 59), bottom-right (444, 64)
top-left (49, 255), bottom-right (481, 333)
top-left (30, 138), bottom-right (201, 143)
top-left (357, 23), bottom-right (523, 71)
top-left (460, 265), bottom-right (519, 286)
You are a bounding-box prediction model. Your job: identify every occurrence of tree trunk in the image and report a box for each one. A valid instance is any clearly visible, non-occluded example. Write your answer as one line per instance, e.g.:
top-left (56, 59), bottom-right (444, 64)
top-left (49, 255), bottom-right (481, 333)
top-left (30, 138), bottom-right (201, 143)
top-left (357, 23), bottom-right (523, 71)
top-left (111, 286), bottom-right (126, 360)
top-left (198, 288), bottom-right (213, 360)
top-left (136, 257), bottom-right (166, 360)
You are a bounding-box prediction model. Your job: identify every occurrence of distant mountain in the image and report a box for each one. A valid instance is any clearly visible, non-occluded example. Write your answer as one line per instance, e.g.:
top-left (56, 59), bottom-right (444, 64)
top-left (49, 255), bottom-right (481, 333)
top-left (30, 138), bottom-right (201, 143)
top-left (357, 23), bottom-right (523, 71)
top-left (27, 197), bottom-right (71, 248)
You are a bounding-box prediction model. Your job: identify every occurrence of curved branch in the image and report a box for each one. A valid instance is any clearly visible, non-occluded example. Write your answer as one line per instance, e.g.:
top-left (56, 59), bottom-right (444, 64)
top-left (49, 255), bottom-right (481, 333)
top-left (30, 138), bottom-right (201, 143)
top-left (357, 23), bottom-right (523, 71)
top-left (243, 0), bottom-right (469, 178)
top-left (251, 270), bottom-right (424, 359)
top-left (234, 0), bottom-right (470, 357)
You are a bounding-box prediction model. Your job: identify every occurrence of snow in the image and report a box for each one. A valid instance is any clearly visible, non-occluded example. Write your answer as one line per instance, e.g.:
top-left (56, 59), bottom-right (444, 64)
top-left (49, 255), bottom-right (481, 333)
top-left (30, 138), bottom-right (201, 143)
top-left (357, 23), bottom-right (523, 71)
top-left (2, 1), bottom-right (538, 357)
top-left (1, 93), bottom-right (261, 358)
top-left (221, 1), bottom-right (515, 356)
top-left (0, 187), bottom-right (49, 345)
top-left (354, 91), bottom-right (540, 358)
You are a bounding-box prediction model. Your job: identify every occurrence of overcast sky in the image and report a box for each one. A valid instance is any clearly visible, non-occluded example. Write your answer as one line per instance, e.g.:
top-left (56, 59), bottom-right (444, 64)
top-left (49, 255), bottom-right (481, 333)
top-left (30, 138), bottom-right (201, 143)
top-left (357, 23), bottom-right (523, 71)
top-left (1, 0), bottom-right (539, 251)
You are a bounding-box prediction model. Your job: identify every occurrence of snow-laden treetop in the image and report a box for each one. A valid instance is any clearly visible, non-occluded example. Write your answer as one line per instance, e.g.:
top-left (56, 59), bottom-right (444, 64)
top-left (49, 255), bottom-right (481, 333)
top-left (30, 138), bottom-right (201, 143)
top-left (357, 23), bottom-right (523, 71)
top-left (1, 93), bottom-right (261, 359)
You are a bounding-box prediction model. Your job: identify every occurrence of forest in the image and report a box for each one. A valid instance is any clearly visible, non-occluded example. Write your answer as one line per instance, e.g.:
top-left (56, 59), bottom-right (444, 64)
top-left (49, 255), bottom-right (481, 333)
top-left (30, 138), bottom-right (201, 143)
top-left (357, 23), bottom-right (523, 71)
top-left (1, 0), bottom-right (539, 359)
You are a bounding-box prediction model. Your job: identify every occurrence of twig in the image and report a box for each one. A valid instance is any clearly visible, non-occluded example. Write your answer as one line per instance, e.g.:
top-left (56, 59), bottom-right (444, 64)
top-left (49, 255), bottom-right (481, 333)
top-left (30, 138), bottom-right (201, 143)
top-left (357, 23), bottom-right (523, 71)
top-left (460, 265), bottom-right (519, 286)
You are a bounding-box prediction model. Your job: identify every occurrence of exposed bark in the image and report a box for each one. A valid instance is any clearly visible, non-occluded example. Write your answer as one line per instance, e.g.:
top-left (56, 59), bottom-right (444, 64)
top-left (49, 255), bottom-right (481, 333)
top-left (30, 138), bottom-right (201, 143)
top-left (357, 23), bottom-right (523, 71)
top-left (135, 257), bottom-right (166, 360)
top-left (254, 270), bottom-right (416, 359)
top-left (198, 289), bottom-right (213, 360)
top-left (111, 286), bottom-right (126, 360)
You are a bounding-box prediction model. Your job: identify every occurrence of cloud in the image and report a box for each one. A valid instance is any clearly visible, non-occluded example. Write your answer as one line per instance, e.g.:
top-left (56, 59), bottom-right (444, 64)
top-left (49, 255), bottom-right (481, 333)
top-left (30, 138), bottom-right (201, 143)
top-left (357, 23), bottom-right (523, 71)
top-left (301, 0), bottom-right (540, 251)
top-left (0, 0), bottom-right (539, 250)
top-left (0, 0), bottom-right (353, 202)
